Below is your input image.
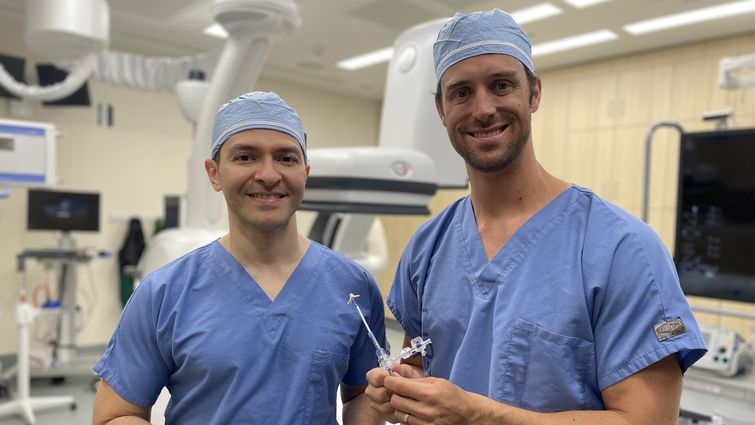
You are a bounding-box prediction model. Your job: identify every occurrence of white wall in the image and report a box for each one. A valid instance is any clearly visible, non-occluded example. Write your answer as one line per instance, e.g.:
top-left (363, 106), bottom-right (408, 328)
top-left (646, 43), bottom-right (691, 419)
top-left (0, 18), bottom-right (381, 355)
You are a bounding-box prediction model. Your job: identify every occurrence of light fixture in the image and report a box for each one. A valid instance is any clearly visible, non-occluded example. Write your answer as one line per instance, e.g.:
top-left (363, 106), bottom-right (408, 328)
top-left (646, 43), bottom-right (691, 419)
top-left (563, 0), bottom-right (612, 8)
top-left (624, 0), bottom-right (755, 35)
top-left (336, 2), bottom-right (563, 71)
top-left (511, 3), bottom-right (562, 25)
top-left (336, 47), bottom-right (394, 71)
top-left (203, 23), bottom-right (228, 39)
top-left (532, 29), bottom-right (617, 57)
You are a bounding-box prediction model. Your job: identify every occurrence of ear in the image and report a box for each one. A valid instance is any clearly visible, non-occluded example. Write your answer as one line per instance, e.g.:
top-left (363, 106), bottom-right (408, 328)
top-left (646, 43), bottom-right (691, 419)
top-left (204, 158), bottom-right (222, 192)
top-left (435, 95), bottom-right (447, 127)
top-left (530, 77), bottom-right (542, 113)
top-left (305, 163), bottom-right (310, 177)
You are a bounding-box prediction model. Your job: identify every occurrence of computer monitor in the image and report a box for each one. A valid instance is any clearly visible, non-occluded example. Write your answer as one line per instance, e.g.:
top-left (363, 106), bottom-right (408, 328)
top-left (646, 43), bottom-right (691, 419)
top-left (36, 64), bottom-right (91, 107)
top-left (674, 128), bottom-right (755, 303)
top-left (27, 189), bottom-right (100, 232)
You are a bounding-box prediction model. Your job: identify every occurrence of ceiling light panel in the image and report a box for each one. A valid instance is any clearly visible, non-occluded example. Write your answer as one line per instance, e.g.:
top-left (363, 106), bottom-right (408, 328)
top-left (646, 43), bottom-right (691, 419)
top-left (623, 0), bottom-right (755, 35)
top-left (563, 0), bottom-right (612, 8)
top-left (511, 3), bottom-right (563, 25)
top-left (532, 30), bottom-right (617, 57)
top-left (337, 47), bottom-right (394, 71)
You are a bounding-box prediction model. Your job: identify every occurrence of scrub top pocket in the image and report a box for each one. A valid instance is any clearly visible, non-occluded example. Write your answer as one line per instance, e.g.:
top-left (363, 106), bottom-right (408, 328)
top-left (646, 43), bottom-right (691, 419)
top-left (303, 349), bottom-right (350, 425)
top-left (499, 318), bottom-right (595, 412)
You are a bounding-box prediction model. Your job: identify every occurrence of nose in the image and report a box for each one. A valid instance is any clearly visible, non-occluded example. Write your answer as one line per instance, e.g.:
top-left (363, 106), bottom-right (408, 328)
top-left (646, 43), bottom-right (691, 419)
top-left (254, 157), bottom-right (282, 187)
top-left (471, 90), bottom-right (496, 124)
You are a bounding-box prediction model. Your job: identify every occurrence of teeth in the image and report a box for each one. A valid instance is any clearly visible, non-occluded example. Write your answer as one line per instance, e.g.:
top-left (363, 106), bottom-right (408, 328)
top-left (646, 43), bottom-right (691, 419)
top-left (472, 127), bottom-right (504, 138)
top-left (250, 194), bottom-right (283, 199)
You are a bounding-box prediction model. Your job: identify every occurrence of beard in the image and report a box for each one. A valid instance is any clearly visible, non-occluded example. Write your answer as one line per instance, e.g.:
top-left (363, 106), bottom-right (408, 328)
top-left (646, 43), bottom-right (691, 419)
top-left (225, 192), bottom-right (301, 234)
top-left (451, 122), bottom-right (530, 173)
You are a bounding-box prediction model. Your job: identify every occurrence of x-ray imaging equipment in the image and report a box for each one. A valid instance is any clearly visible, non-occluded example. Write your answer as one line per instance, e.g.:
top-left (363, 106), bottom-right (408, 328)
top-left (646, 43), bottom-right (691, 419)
top-left (301, 19), bottom-right (467, 271)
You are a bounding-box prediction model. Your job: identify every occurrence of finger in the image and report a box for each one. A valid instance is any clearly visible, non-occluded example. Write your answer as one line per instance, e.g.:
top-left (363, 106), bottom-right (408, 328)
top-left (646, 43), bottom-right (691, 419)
top-left (395, 363), bottom-right (424, 379)
top-left (366, 367), bottom-right (389, 386)
top-left (394, 408), bottom-right (429, 425)
top-left (364, 384), bottom-right (392, 404)
top-left (390, 391), bottom-right (430, 420)
top-left (369, 400), bottom-right (396, 420)
top-left (384, 375), bottom-right (433, 401)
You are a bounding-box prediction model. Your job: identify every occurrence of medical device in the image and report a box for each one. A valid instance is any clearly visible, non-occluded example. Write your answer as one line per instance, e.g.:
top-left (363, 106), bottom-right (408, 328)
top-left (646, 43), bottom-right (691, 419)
top-left (0, 280), bottom-right (76, 423)
top-left (301, 19), bottom-right (468, 272)
top-left (348, 293), bottom-right (431, 375)
top-left (694, 326), bottom-right (753, 377)
top-left (674, 128), bottom-right (755, 304)
top-left (0, 119), bottom-right (57, 187)
top-left (27, 189), bottom-right (100, 232)
top-left (643, 122), bottom-right (755, 423)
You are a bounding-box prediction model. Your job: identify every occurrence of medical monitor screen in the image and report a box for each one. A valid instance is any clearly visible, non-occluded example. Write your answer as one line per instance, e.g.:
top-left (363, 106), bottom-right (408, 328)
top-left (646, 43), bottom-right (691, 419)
top-left (27, 189), bottom-right (100, 232)
top-left (674, 128), bottom-right (755, 303)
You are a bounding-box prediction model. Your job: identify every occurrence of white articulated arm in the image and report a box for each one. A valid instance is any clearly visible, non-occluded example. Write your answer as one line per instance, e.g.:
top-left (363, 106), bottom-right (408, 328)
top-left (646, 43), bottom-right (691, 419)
top-left (90, 50), bottom-right (219, 92)
top-left (0, 53), bottom-right (96, 101)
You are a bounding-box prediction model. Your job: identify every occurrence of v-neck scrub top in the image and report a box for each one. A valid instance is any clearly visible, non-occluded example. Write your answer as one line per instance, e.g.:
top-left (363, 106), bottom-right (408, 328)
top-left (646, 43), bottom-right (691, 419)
top-left (388, 185), bottom-right (706, 412)
top-left (95, 240), bottom-right (386, 424)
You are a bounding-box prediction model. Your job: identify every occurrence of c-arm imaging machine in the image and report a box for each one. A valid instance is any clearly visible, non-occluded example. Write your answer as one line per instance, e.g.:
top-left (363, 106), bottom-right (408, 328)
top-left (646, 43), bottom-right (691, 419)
top-left (143, 15), bottom-right (468, 278)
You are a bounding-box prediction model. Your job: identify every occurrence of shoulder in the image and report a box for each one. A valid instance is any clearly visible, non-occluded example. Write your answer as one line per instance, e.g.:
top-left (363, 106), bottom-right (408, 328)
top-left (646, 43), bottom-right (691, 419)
top-left (136, 241), bottom-right (219, 297)
top-left (310, 241), bottom-right (376, 282)
top-left (572, 186), bottom-right (663, 247)
top-left (405, 196), bottom-right (468, 251)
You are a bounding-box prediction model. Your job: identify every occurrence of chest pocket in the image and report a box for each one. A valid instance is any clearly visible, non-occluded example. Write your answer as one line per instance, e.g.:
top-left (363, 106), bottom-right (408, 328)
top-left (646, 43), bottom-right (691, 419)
top-left (498, 318), bottom-right (595, 412)
top-left (301, 349), bottom-right (349, 425)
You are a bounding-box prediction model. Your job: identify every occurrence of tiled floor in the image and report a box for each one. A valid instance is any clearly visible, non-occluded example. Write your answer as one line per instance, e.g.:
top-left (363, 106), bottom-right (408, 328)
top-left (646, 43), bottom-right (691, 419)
top-left (0, 320), bottom-right (406, 424)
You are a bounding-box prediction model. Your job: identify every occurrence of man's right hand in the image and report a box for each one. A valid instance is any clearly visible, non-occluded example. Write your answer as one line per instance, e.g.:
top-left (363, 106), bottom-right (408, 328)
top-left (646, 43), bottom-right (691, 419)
top-left (365, 363), bottom-right (423, 423)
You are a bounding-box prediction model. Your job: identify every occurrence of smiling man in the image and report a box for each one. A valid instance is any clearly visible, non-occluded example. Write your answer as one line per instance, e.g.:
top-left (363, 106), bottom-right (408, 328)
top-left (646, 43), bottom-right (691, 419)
top-left (93, 92), bottom-right (385, 425)
top-left (365, 9), bottom-right (706, 425)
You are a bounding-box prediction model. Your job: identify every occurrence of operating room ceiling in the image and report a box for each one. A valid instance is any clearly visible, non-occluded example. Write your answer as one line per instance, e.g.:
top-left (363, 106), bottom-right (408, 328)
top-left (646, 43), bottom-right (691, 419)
top-left (1, 0), bottom-right (754, 100)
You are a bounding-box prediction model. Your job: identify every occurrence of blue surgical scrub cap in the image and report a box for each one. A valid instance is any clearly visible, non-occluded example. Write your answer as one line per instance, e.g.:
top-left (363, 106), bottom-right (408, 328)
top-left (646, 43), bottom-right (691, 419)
top-left (433, 8), bottom-right (534, 82)
top-left (211, 91), bottom-right (307, 162)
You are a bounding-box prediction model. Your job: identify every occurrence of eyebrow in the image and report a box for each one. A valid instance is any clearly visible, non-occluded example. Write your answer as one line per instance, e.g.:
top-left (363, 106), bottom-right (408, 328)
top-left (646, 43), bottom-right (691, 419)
top-left (444, 70), bottom-right (520, 91)
top-left (225, 144), bottom-right (302, 159)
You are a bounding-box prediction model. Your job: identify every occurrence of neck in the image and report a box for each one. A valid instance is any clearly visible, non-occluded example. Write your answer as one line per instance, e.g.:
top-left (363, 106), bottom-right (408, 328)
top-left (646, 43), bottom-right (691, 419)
top-left (467, 143), bottom-right (569, 221)
top-left (221, 217), bottom-right (308, 269)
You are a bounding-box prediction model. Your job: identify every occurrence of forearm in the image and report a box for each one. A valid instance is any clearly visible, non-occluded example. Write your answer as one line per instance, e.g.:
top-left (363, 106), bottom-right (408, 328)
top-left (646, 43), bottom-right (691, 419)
top-left (96, 416), bottom-right (150, 425)
top-left (470, 393), bottom-right (654, 425)
top-left (343, 393), bottom-right (384, 425)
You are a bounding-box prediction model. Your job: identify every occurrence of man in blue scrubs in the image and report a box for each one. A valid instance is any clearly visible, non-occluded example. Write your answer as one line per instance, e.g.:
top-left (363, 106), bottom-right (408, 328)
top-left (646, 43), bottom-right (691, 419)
top-left (366, 9), bottom-right (706, 425)
top-left (93, 92), bottom-right (386, 424)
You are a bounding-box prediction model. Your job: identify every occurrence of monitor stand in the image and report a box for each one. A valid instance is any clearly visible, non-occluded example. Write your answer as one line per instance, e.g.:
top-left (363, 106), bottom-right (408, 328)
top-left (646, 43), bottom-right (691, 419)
top-left (2, 232), bottom-right (101, 387)
top-left (0, 247), bottom-right (77, 423)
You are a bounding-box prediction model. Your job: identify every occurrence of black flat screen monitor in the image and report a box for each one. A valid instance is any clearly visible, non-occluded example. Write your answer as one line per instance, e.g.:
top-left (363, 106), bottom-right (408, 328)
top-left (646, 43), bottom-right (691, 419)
top-left (674, 128), bottom-right (755, 303)
top-left (36, 64), bottom-right (91, 106)
top-left (27, 189), bottom-right (100, 232)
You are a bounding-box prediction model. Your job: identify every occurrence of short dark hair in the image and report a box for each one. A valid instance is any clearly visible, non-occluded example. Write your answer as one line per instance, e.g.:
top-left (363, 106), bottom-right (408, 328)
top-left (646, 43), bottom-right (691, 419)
top-left (434, 64), bottom-right (538, 106)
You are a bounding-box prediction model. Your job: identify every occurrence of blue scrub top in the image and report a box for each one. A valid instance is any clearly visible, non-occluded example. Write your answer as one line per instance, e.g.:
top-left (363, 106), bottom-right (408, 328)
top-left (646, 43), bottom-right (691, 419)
top-left (95, 240), bottom-right (386, 424)
top-left (388, 185), bottom-right (706, 412)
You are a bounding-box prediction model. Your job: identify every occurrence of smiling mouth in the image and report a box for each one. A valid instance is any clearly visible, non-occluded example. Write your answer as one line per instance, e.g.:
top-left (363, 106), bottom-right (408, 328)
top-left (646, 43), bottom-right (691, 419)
top-left (248, 193), bottom-right (285, 199)
top-left (469, 125), bottom-right (507, 138)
